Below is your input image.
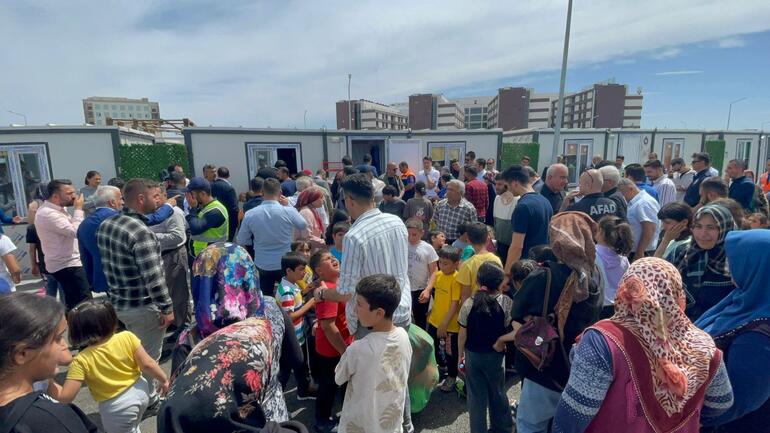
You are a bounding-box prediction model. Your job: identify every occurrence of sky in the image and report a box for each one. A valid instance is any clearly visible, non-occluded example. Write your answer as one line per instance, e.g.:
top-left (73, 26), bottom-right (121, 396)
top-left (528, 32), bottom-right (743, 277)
top-left (2, 0), bottom-right (770, 131)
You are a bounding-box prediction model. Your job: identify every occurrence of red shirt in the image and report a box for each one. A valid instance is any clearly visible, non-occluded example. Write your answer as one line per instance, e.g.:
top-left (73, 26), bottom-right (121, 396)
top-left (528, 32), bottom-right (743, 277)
top-left (315, 282), bottom-right (352, 357)
top-left (465, 179), bottom-right (489, 219)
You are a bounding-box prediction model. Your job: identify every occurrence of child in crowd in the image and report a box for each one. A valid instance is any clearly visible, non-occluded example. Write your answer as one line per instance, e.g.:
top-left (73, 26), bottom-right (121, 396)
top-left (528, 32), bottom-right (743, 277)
top-left (458, 262), bottom-right (514, 433)
top-left (276, 252), bottom-right (316, 400)
top-left (58, 299), bottom-right (169, 433)
top-left (430, 230), bottom-right (446, 252)
top-left (420, 246), bottom-right (462, 392)
top-left (510, 259), bottom-right (538, 291)
top-left (291, 240), bottom-right (314, 290)
top-left (310, 249), bottom-right (352, 433)
top-left (379, 185), bottom-right (407, 219)
top-left (749, 212), bottom-right (768, 229)
top-left (335, 274), bottom-right (412, 433)
top-left (403, 181), bottom-right (434, 238)
top-left (325, 210), bottom-right (350, 246)
top-left (595, 216), bottom-right (633, 319)
top-left (452, 223), bottom-right (476, 261)
top-left (406, 218), bottom-right (439, 329)
top-left (457, 222), bottom-right (503, 303)
top-left (528, 244), bottom-right (557, 264)
top-left (330, 222), bottom-right (349, 262)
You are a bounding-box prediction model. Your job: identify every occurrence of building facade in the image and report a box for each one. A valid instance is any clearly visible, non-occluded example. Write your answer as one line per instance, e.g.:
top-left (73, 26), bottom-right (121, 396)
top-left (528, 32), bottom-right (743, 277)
top-left (335, 99), bottom-right (408, 130)
top-left (83, 97), bottom-right (160, 126)
top-left (550, 83), bottom-right (642, 129)
top-left (453, 96), bottom-right (493, 129)
top-left (407, 94), bottom-right (464, 130)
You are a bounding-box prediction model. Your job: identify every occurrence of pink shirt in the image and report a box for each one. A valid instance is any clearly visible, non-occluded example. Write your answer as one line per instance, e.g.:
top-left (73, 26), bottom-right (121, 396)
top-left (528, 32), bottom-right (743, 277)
top-left (34, 201), bottom-right (84, 273)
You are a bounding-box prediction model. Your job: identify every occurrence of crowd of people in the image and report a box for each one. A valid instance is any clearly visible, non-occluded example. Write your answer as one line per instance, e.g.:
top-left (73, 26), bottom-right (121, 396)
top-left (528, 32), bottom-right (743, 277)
top-left (0, 149), bottom-right (768, 433)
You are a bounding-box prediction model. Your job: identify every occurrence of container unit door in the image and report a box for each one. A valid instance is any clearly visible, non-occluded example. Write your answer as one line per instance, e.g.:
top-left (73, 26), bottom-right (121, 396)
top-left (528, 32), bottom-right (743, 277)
top-left (3, 145), bottom-right (50, 217)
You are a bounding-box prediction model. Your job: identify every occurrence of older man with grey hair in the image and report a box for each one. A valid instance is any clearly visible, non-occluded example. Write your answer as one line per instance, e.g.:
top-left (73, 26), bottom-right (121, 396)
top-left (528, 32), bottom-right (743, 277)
top-left (430, 179), bottom-right (477, 243)
top-left (599, 164), bottom-right (628, 220)
top-left (540, 163), bottom-right (569, 214)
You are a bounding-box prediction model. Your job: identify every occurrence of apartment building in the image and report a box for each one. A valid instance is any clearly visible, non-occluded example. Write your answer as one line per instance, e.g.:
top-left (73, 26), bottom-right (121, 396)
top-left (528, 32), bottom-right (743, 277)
top-left (83, 97), bottom-right (160, 126)
top-left (453, 96), bottom-right (494, 129)
top-left (550, 83), bottom-right (643, 129)
top-left (335, 99), bottom-right (408, 130)
top-left (407, 94), bottom-right (464, 130)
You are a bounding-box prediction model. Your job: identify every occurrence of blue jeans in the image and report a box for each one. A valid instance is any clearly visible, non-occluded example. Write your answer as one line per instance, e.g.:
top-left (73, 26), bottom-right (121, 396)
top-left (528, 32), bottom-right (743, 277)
top-left (465, 350), bottom-right (512, 433)
top-left (43, 273), bottom-right (64, 301)
top-left (516, 378), bottom-right (562, 433)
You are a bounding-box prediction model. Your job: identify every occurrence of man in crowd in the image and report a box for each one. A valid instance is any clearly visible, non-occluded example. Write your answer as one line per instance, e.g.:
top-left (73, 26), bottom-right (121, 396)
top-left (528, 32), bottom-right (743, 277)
top-left (168, 164), bottom-right (190, 186)
top-left (243, 176), bottom-right (265, 214)
top-left (288, 176), bottom-right (314, 206)
top-left (493, 173), bottom-right (517, 263)
top-left (431, 179), bottom-right (477, 244)
top-left (670, 157), bottom-right (696, 201)
top-left (35, 179), bottom-right (90, 310)
top-left (237, 178), bottom-right (307, 296)
top-left (278, 166), bottom-right (297, 197)
top-left (520, 156), bottom-right (531, 167)
top-left (202, 163), bottom-right (217, 183)
top-left (211, 166), bottom-right (240, 241)
top-left (615, 155), bottom-right (626, 173)
top-left (562, 169), bottom-right (619, 222)
top-left (417, 156), bottom-right (440, 199)
top-left (166, 171), bottom-right (188, 211)
top-left (450, 159), bottom-right (462, 179)
top-left (625, 164), bottom-right (659, 202)
top-left (355, 153), bottom-right (379, 177)
top-left (699, 177), bottom-right (728, 206)
top-left (726, 158), bottom-right (755, 211)
top-left (644, 159), bottom-right (677, 206)
top-left (648, 152), bottom-right (658, 161)
top-left (464, 165), bottom-right (489, 221)
top-left (684, 152), bottom-right (715, 207)
top-left (312, 173), bottom-right (413, 432)
top-left (539, 163), bottom-right (569, 214)
top-left (78, 185), bottom-right (124, 294)
top-left (759, 158), bottom-right (770, 194)
top-left (527, 166), bottom-right (544, 193)
top-left (475, 158), bottom-right (488, 180)
top-left (380, 162), bottom-right (405, 198)
top-left (465, 151), bottom-right (476, 165)
top-left (97, 178), bottom-right (174, 405)
top-left (589, 155), bottom-right (602, 169)
top-left (503, 165), bottom-right (553, 277)
top-left (185, 177), bottom-right (229, 257)
top-left (598, 164), bottom-right (628, 220)
top-left (618, 178), bottom-right (660, 261)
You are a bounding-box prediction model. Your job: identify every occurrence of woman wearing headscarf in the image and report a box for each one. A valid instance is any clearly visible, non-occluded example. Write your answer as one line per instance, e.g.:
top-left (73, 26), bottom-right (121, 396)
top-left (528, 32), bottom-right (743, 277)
top-left (697, 230), bottom-right (770, 432)
top-left (295, 186), bottom-right (327, 249)
top-left (666, 204), bottom-right (736, 321)
top-left (160, 243), bottom-right (303, 433)
top-left (552, 258), bottom-right (733, 433)
top-left (509, 212), bottom-right (604, 433)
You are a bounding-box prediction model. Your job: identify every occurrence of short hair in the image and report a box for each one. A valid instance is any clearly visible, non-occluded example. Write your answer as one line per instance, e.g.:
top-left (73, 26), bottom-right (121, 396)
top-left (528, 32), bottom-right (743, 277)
top-left (524, 166), bottom-right (538, 179)
top-left (422, 156), bottom-right (433, 162)
top-left (123, 178), bottom-right (158, 202)
top-left (429, 230), bottom-right (445, 240)
top-left (216, 167), bottom-right (230, 178)
top-left (405, 217), bottom-right (423, 231)
top-left (262, 178), bottom-right (282, 195)
top-left (450, 159), bottom-right (459, 165)
top-left (107, 177), bottom-right (125, 189)
top-left (701, 177), bottom-right (728, 197)
top-left (342, 166), bottom-right (359, 176)
top-left (447, 179), bottom-right (465, 195)
top-left (333, 221), bottom-right (350, 235)
top-left (594, 160), bottom-right (615, 169)
top-left (84, 170), bottom-right (100, 186)
top-left (382, 185), bottom-right (397, 197)
top-left (437, 245), bottom-right (460, 262)
top-left (670, 157), bottom-right (685, 166)
top-left (750, 212), bottom-right (768, 225)
top-left (281, 252), bottom-right (308, 274)
top-left (250, 177), bottom-right (264, 193)
top-left (274, 160), bottom-right (288, 169)
top-left (643, 159), bottom-right (664, 170)
top-left (729, 158), bottom-right (748, 170)
top-left (692, 152), bottom-right (711, 165)
top-left (441, 173), bottom-right (452, 183)
top-left (295, 176), bottom-right (313, 192)
top-left (413, 181), bottom-right (426, 196)
top-left (47, 179), bottom-right (73, 198)
top-left (624, 164), bottom-right (646, 182)
top-left (342, 173), bottom-right (374, 203)
top-left (511, 259), bottom-right (538, 283)
top-left (290, 240), bottom-right (311, 253)
top-left (169, 171), bottom-right (186, 187)
top-left (501, 165), bottom-right (529, 185)
top-left (475, 158), bottom-right (487, 168)
top-left (278, 167), bottom-right (290, 176)
top-left (616, 155), bottom-right (625, 161)
top-left (657, 201), bottom-right (693, 223)
top-left (466, 151), bottom-right (476, 159)
top-left (617, 177), bottom-right (636, 189)
top-left (529, 245), bottom-right (557, 262)
top-left (203, 164), bottom-right (217, 172)
top-left (93, 186), bottom-right (121, 207)
top-left (309, 248), bottom-right (330, 273)
top-left (710, 198), bottom-right (744, 226)
top-left (341, 156), bottom-right (353, 166)
top-left (464, 165), bottom-right (478, 177)
top-left (67, 299), bottom-right (118, 351)
top-left (356, 274), bottom-right (401, 319)
top-left (466, 221), bottom-right (488, 245)
top-left (598, 165), bottom-right (620, 184)
top-left (363, 154), bottom-right (373, 163)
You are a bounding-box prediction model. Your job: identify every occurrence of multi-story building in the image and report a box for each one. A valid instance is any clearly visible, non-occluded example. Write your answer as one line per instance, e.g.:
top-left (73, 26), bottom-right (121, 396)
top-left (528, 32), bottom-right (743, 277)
top-left (527, 93), bottom-right (557, 129)
top-left (486, 87), bottom-right (532, 131)
top-left (453, 96), bottom-right (494, 129)
top-left (335, 99), bottom-right (408, 130)
top-left (408, 94), bottom-right (464, 130)
top-left (550, 83), bottom-right (642, 129)
top-left (83, 97), bottom-right (160, 126)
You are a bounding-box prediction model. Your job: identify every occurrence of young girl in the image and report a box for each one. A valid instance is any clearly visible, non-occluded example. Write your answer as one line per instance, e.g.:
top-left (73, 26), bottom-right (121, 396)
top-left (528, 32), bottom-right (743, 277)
top-left (595, 215), bottom-right (633, 319)
top-left (404, 181), bottom-right (434, 238)
top-left (457, 261), bottom-right (514, 433)
top-left (58, 299), bottom-right (170, 433)
top-left (0, 292), bottom-right (97, 433)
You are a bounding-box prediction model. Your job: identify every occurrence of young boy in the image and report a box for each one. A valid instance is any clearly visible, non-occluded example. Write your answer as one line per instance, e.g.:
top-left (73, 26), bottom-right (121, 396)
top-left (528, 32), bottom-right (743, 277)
top-left (330, 221), bottom-right (349, 262)
top-left (406, 217), bottom-right (438, 329)
top-left (379, 185), bottom-right (407, 219)
top-left (429, 230), bottom-right (446, 252)
top-left (420, 246), bottom-right (462, 392)
top-left (456, 222), bottom-right (503, 303)
top-left (749, 212), bottom-right (768, 229)
top-left (310, 249), bottom-right (353, 433)
top-left (335, 274), bottom-right (412, 433)
top-left (452, 223), bottom-right (476, 261)
top-left (276, 252), bottom-right (316, 400)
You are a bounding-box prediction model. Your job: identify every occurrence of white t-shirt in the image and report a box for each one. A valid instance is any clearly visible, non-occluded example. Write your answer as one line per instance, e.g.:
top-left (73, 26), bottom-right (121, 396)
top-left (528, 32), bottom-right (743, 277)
top-left (628, 191), bottom-right (661, 252)
top-left (335, 327), bottom-right (412, 433)
top-left (417, 168), bottom-right (440, 198)
top-left (407, 240), bottom-right (439, 292)
top-left (0, 235), bottom-right (17, 294)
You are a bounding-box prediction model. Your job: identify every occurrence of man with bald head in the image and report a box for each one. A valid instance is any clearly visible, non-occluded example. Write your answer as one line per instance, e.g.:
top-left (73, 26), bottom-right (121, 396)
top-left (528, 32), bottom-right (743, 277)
top-left (540, 163), bottom-right (568, 214)
top-left (562, 169), bottom-right (620, 221)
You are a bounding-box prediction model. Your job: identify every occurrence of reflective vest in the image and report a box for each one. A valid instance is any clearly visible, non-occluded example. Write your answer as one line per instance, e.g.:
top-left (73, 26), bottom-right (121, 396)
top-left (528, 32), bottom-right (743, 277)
top-left (191, 199), bottom-right (229, 256)
top-left (761, 172), bottom-right (770, 194)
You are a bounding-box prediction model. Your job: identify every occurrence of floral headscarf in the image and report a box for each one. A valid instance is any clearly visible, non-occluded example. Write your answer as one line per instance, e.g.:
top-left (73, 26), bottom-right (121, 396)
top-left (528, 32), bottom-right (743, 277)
top-left (191, 243), bottom-right (264, 338)
top-left (612, 257), bottom-right (717, 416)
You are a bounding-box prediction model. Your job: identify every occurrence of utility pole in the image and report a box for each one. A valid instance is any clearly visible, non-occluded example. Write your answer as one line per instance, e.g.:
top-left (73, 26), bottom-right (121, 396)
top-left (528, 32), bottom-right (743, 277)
top-left (726, 97), bottom-right (747, 130)
top-left (7, 110), bottom-right (27, 126)
top-left (347, 74), bottom-right (352, 130)
top-left (552, 0), bottom-right (573, 164)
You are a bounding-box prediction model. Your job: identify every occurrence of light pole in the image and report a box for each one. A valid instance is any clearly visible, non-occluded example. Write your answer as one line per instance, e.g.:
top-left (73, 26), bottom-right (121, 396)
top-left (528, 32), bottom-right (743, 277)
top-left (726, 97), bottom-right (747, 130)
top-left (7, 110), bottom-right (27, 126)
top-left (304, 110), bottom-right (308, 129)
top-left (552, 0), bottom-right (573, 164)
top-left (347, 74), bottom-right (352, 130)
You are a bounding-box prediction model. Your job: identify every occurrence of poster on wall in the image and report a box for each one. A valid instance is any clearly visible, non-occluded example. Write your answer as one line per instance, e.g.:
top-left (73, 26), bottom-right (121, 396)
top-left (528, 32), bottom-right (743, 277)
top-left (661, 138), bottom-right (684, 170)
top-left (388, 139), bottom-right (423, 173)
top-left (428, 141), bottom-right (466, 169)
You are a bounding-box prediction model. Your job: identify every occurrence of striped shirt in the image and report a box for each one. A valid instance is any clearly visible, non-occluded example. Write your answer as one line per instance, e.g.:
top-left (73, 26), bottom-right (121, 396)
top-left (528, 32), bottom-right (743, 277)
top-left (338, 208), bottom-right (411, 334)
top-left (276, 278), bottom-right (306, 344)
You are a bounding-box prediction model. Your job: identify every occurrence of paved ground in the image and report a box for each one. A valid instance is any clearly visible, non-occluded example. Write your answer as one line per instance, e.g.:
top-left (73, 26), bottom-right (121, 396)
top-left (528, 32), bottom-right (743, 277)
top-left (21, 280), bottom-right (522, 432)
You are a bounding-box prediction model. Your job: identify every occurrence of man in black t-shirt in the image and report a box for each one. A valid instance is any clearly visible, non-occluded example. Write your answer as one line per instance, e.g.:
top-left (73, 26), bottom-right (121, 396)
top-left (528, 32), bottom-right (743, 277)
top-left (563, 169), bottom-right (620, 222)
top-left (540, 163), bottom-right (568, 214)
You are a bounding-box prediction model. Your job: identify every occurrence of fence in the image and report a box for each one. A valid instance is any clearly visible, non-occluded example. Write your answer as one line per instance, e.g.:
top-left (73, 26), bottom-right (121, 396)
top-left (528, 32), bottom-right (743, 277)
top-left (118, 143), bottom-right (189, 181)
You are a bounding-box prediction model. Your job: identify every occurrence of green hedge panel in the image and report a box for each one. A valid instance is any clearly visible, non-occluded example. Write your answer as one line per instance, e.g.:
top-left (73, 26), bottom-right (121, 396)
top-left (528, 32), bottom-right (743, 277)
top-left (500, 142), bottom-right (539, 171)
top-left (704, 140), bottom-right (726, 175)
top-left (118, 144), bottom-right (189, 181)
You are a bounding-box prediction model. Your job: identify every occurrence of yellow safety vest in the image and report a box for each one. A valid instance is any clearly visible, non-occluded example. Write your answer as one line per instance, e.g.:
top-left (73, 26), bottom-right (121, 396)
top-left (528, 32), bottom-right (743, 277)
top-left (191, 199), bottom-right (229, 256)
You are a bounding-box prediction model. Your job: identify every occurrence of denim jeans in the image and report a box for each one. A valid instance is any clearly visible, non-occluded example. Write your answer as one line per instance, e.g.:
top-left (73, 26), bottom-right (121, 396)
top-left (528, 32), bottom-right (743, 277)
top-left (516, 378), bottom-right (562, 433)
top-left (43, 273), bottom-right (64, 301)
top-left (465, 350), bottom-right (513, 433)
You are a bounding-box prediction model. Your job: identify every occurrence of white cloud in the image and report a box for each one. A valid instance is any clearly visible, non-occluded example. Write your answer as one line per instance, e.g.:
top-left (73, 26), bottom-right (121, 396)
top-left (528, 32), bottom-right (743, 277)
top-left (717, 36), bottom-right (747, 48)
top-left (1, 0), bottom-right (770, 128)
top-left (652, 47), bottom-right (682, 60)
top-left (654, 70), bottom-right (704, 76)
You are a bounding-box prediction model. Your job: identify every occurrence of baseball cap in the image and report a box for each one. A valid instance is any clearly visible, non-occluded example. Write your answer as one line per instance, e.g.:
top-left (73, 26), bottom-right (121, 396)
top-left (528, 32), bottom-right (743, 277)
top-left (184, 176), bottom-right (211, 193)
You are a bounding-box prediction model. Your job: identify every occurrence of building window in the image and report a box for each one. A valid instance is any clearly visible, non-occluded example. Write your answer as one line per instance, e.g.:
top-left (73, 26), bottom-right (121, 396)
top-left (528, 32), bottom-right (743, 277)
top-left (111, 105), bottom-right (117, 110)
top-left (120, 105), bottom-right (125, 110)
top-left (128, 106), bottom-right (133, 111)
top-left (0, 144), bottom-right (51, 217)
top-left (736, 138), bottom-right (752, 168)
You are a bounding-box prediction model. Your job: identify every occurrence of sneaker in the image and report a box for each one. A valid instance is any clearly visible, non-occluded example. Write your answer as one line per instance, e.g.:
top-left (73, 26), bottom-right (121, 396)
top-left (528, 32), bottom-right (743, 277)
top-left (439, 377), bottom-right (457, 393)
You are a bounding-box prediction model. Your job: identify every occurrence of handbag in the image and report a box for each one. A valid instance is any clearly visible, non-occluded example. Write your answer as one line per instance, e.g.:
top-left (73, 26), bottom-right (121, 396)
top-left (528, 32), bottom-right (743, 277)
top-left (513, 267), bottom-right (560, 371)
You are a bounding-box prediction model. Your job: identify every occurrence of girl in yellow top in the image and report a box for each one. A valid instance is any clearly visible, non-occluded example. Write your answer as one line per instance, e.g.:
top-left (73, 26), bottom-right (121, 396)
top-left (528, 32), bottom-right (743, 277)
top-left (58, 299), bottom-right (169, 433)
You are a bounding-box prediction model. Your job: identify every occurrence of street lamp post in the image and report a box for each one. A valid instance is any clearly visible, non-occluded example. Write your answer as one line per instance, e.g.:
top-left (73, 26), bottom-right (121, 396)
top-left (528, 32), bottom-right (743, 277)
top-left (304, 110), bottom-right (308, 129)
top-left (7, 110), bottom-right (27, 126)
top-left (726, 97), bottom-right (747, 130)
top-left (347, 74), bottom-right (352, 130)
top-left (552, 0), bottom-right (573, 164)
